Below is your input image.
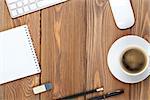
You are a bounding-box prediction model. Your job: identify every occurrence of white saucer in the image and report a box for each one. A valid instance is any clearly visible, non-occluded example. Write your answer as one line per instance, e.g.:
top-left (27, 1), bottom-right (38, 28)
top-left (107, 35), bottom-right (150, 83)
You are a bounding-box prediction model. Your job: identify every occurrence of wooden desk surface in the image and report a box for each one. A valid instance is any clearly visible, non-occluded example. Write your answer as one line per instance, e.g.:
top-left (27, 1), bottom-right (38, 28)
top-left (0, 0), bottom-right (150, 100)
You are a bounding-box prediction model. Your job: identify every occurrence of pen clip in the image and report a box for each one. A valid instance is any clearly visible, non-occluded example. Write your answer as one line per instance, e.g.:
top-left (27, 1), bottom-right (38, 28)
top-left (106, 89), bottom-right (124, 98)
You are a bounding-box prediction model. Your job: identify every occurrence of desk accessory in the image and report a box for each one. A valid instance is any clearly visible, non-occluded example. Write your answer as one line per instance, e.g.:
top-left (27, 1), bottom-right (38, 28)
top-left (0, 25), bottom-right (41, 85)
top-left (88, 89), bottom-right (124, 100)
top-left (57, 87), bottom-right (104, 100)
top-left (5, 0), bottom-right (68, 18)
top-left (109, 0), bottom-right (135, 29)
top-left (33, 83), bottom-right (53, 94)
top-left (107, 35), bottom-right (150, 83)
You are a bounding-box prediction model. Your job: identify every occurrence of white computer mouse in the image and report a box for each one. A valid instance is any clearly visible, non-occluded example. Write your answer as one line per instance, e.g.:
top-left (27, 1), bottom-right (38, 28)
top-left (109, 0), bottom-right (135, 29)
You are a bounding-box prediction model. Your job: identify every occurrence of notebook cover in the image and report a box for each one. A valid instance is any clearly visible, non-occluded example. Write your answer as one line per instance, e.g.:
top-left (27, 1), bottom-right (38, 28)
top-left (0, 25), bottom-right (41, 85)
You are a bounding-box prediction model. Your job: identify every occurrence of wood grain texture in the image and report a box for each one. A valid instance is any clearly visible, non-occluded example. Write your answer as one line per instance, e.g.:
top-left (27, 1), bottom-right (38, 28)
top-left (86, 0), bottom-right (130, 100)
top-left (41, 0), bottom-right (86, 100)
top-left (0, 0), bottom-right (150, 100)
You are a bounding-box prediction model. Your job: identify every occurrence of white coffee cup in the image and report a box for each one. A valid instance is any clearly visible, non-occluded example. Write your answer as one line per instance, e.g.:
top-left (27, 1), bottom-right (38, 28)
top-left (119, 45), bottom-right (149, 76)
top-left (107, 35), bottom-right (150, 83)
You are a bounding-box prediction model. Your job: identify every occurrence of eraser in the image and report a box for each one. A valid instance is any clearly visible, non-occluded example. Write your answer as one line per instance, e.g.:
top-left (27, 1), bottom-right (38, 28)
top-left (33, 83), bottom-right (53, 94)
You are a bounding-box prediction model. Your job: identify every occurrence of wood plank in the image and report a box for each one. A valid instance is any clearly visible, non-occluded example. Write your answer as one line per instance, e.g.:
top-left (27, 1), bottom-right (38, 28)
top-left (86, 0), bottom-right (130, 100)
top-left (130, 0), bottom-right (150, 100)
top-left (41, 0), bottom-right (86, 100)
top-left (0, 0), bottom-right (41, 99)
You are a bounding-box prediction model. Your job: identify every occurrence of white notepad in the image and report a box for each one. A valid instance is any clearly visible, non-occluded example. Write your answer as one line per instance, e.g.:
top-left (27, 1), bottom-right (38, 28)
top-left (0, 25), bottom-right (41, 85)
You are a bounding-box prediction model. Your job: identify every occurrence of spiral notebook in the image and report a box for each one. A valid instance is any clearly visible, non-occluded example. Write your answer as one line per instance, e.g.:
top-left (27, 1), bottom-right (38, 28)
top-left (0, 25), bottom-right (41, 85)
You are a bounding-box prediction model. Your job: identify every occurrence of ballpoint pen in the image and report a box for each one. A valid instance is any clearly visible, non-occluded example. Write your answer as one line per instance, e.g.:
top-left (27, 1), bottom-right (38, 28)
top-left (56, 87), bottom-right (104, 100)
top-left (88, 89), bottom-right (124, 100)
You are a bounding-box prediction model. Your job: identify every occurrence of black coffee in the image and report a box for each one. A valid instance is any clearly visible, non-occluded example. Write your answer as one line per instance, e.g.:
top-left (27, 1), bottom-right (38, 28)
top-left (121, 48), bottom-right (147, 74)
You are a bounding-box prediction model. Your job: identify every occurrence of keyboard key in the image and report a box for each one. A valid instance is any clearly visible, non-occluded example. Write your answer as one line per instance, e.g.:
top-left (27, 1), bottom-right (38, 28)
top-left (9, 3), bottom-right (17, 9)
top-left (7, 0), bottom-right (18, 4)
top-left (37, 0), bottom-right (50, 7)
top-left (17, 8), bottom-right (24, 14)
top-left (37, 0), bottom-right (65, 8)
top-left (30, 4), bottom-right (37, 10)
top-left (17, 1), bottom-right (23, 7)
top-left (11, 10), bottom-right (17, 16)
top-left (24, 6), bottom-right (30, 12)
top-left (23, 0), bottom-right (29, 5)
top-left (29, 0), bottom-right (36, 3)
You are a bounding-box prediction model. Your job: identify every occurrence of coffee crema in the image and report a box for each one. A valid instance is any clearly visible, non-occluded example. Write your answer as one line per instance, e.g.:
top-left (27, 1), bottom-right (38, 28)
top-left (121, 48), bottom-right (147, 74)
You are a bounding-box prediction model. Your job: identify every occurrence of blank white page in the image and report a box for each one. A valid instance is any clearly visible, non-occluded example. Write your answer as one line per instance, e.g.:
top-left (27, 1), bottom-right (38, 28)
top-left (0, 25), bottom-right (41, 85)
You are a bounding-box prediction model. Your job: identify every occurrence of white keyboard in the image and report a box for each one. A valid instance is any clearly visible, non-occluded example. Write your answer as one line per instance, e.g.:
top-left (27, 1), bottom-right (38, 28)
top-left (6, 0), bottom-right (68, 18)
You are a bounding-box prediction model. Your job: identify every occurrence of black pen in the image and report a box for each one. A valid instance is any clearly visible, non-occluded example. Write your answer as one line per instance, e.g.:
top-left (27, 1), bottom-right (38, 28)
top-left (57, 87), bottom-right (104, 100)
top-left (88, 89), bottom-right (124, 100)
